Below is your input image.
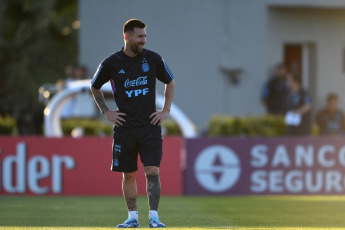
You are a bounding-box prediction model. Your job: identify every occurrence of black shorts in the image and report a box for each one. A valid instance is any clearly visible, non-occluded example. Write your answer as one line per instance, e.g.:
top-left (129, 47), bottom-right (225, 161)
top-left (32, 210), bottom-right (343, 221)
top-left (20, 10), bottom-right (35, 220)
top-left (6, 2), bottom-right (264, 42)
top-left (111, 125), bottom-right (163, 173)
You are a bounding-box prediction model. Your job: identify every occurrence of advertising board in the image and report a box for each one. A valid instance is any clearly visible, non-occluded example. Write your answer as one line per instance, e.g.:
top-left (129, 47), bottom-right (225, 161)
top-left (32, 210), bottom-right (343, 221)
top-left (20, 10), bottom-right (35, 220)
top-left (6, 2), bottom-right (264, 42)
top-left (0, 137), bottom-right (182, 195)
top-left (185, 138), bottom-right (345, 195)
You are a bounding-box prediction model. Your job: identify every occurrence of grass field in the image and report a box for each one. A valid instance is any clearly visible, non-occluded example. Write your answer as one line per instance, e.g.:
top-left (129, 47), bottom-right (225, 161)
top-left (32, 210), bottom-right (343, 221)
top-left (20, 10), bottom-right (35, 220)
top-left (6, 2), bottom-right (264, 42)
top-left (1, 196), bottom-right (345, 230)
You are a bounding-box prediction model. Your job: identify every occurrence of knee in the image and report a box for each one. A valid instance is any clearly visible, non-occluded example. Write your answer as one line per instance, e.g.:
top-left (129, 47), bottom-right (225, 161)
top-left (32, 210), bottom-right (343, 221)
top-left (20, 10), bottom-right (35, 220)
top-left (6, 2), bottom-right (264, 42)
top-left (123, 171), bottom-right (137, 182)
top-left (144, 166), bottom-right (159, 176)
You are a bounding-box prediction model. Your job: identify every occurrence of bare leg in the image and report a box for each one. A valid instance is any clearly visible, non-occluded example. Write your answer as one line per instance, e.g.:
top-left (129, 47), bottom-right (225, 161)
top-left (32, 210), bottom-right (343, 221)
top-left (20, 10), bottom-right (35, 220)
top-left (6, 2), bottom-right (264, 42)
top-left (116, 171), bottom-right (140, 227)
top-left (144, 166), bottom-right (160, 211)
top-left (122, 171), bottom-right (138, 211)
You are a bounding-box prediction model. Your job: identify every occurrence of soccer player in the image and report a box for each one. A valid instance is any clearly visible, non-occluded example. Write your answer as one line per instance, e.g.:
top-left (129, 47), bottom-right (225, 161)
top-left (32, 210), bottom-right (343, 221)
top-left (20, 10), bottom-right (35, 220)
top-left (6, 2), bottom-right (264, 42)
top-left (90, 19), bottom-right (175, 228)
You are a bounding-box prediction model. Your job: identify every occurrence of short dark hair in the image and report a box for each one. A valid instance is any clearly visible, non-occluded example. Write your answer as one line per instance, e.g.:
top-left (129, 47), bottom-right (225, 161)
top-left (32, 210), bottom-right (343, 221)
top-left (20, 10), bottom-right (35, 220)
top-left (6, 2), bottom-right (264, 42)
top-left (123, 19), bottom-right (146, 34)
top-left (327, 93), bottom-right (338, 101)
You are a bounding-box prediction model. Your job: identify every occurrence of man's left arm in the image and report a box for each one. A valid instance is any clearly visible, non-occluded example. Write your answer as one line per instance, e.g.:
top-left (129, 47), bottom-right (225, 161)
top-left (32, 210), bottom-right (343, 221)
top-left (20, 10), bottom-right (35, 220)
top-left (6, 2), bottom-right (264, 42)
top-left (294, 92), bottom-right (312, 115)
top-left (150, 80), bottom-right (175, 125)
top-left (295, 104), bottom-right (311, 115)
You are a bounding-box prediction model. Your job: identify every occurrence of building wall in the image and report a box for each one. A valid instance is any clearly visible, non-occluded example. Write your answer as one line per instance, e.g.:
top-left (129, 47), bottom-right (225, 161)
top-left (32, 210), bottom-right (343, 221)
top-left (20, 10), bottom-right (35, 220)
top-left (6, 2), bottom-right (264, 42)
top-left (79, 0), bottom-right (345, 131)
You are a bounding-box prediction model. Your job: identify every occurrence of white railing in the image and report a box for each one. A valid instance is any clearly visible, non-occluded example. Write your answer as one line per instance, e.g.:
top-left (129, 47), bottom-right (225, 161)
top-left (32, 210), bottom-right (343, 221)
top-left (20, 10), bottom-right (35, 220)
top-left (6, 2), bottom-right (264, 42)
top-left (44, 80), bottom-right (197, 138)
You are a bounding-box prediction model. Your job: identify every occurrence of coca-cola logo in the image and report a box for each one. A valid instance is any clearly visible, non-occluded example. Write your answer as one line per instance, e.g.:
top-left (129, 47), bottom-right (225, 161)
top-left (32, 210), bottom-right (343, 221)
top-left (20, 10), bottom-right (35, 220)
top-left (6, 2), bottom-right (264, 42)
top-left (124, 76), bottom-right (148, 88)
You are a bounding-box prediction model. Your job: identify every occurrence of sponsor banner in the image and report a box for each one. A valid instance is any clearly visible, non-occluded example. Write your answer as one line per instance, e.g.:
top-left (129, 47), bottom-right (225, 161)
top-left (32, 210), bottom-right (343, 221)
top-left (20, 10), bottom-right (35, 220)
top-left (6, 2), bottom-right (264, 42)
top-left (0, 137), bottom-right (182, 195)
top-left (185, 137), bottom-right (345, 195)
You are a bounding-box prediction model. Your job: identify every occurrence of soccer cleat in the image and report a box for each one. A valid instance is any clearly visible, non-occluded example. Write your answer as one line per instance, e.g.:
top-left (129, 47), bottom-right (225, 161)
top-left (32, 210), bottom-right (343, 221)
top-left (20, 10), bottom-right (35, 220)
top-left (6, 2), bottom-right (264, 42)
top-left (117, 218), bottom-right (139, 228)
top-left (149, 216), bottom-right (165, 228)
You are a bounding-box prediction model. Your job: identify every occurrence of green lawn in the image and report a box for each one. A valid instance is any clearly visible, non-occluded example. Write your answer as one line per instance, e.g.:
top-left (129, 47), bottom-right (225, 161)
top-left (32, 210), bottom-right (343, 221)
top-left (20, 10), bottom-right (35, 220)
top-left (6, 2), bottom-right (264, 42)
top-left (0, 196), bottom-right (345, 230)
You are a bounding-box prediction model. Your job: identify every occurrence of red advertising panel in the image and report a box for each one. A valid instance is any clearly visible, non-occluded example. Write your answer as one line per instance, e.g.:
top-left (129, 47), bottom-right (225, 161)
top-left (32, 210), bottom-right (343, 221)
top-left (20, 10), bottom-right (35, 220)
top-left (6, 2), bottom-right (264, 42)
top-left (0, 137), bottom-right (182, 195)
top-left (185, 137), bottom-right (345, 195)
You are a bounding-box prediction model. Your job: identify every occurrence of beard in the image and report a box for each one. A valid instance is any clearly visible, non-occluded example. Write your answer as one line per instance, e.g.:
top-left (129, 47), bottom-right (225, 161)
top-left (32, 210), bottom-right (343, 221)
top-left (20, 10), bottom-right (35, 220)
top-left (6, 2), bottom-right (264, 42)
top-left (129, 42), bottom-right (144, 55)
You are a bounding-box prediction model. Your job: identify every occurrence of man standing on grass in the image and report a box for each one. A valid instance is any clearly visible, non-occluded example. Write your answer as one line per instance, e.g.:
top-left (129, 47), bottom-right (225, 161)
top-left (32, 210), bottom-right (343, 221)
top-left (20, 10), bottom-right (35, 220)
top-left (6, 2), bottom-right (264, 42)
top-left (90, 19), bottom-right (175, 228)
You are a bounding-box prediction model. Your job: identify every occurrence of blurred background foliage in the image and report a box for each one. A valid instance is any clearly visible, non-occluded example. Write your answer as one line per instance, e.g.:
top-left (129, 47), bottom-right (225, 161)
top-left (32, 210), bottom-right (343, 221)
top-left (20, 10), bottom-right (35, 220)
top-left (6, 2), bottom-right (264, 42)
top-left (209, 115), bottom-right (287, 137)
top-left (60, 118), bottom-right (182, 137)
top-left (61, 118), bottom-right (113, 136)
top-left (0, 0), bottom-right (78, 134)
top-left (161, 118), bottom-right (182, 136)
top-left (0, 114), bottom-right (16, 135)
top-left (209, 115), bottom-right (320, 137)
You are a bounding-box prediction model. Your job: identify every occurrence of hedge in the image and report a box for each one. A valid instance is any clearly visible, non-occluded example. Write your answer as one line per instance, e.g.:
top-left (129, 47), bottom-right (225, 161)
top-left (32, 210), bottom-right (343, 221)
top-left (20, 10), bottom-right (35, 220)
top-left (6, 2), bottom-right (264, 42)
top-left (208, 115), bottom-right (321, 137)
top-left (208, 115), bottom-right (287, 137)
top-left (61, 118), bottom-right (182, 136)
top-left (161, 119), bottom-right (182, 135)
top-left (0, 115), bottom-right (16, 135)
top-left (0, 115), bottom-right (319, 137)
top-left (61, 118), bottom-right (113, 136)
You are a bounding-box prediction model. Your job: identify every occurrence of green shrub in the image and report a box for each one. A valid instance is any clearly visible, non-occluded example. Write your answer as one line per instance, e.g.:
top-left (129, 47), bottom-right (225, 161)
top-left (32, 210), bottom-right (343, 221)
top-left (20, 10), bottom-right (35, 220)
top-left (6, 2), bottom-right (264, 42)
top-left (0, 115), bottom-right (16, 135)
top-left (208, 115), bottom-right (286, 137)
top-left (61, 118), bottom-right (182, 136)
top-left (61, 118), bottom-right (113, 136)
top-left (161, 119), bottom-right (182, 136)
top-left (256, 115), bottom-right (286, 137)
top-left (312, 123), bottom-right (320, 136)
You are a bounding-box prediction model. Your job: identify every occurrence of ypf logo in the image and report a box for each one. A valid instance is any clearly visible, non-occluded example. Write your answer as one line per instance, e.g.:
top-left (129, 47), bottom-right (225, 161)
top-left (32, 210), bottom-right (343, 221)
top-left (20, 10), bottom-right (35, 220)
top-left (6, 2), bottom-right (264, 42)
top-left (194, 145), bottom-right (241, 192)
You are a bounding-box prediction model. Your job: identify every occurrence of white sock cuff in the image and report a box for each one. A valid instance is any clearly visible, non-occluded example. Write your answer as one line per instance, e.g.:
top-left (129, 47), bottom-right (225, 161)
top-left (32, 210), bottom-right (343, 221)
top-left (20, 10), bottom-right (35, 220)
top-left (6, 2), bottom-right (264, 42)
top-left (149, 210), bottom-right (158, 218)
top-left (128, 211), bottom-right (138, 220)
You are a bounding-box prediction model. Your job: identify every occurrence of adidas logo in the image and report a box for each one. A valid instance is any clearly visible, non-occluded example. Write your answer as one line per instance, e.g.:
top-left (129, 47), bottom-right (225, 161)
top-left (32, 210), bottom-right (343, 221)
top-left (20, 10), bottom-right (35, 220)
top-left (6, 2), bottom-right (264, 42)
top-left (118, 69), bottom-right (125, 74)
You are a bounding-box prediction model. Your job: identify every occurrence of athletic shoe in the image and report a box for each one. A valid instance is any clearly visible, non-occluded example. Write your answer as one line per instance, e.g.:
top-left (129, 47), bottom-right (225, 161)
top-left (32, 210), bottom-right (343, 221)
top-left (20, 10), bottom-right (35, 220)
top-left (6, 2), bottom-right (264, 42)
top-left (117, 218), bottom-right (139, 228)
top-left (149, 216), bottom-right (165, 228)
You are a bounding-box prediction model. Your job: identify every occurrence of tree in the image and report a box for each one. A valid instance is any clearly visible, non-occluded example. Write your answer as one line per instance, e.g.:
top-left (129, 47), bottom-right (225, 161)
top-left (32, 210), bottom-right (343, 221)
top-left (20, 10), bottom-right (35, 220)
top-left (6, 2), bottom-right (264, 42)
top-left (0, 0), bottom-right (78, 134)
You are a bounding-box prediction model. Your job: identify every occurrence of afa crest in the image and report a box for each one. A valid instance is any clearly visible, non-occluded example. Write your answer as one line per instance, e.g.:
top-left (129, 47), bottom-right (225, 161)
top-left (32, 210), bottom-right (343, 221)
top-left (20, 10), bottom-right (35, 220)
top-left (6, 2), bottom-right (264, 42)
top-left (142, 58), bottom-right (150, 72)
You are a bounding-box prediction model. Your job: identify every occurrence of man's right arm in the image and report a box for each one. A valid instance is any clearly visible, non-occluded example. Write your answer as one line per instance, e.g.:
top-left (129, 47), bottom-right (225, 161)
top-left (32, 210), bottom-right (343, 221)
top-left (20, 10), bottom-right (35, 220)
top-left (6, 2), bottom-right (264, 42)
top-left (90, 86), bottom-right (109, 114)
top-left (90, 86), bottom-right (126, 126)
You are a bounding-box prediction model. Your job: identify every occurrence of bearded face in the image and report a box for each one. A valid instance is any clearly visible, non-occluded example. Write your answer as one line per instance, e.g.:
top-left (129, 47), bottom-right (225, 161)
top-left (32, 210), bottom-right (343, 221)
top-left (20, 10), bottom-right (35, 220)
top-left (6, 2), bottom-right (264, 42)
top-left (129, 40), bottom-right (145, 54)
top-left (125, 28), bottom-right (147, 55)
